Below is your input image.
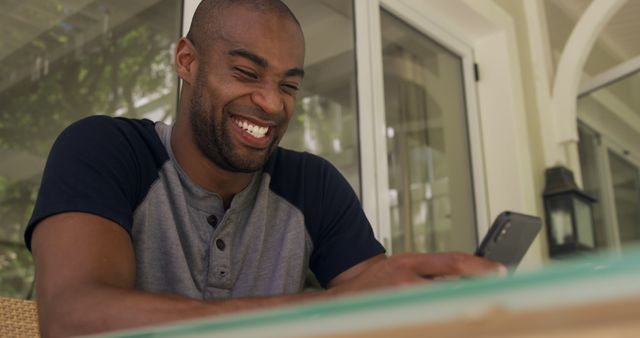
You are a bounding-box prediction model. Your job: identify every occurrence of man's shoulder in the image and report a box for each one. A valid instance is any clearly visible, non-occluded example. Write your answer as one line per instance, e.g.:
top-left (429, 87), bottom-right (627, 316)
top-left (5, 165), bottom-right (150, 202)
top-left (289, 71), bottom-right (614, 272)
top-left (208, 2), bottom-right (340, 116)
top-left (47, 115), bottom-right (170, 189)
top-left (265, 147), bottom-right (329, 172)
top-left (26, 116), bottom-right (169, 247)
top-left (63, 115), bottom-right (157, 139)
top-left (263, 147), bottom-right (337, 185)
top-left (57, 115), bottom-right (166, 160)
top-left (263, 147), bottom-right (348, 201)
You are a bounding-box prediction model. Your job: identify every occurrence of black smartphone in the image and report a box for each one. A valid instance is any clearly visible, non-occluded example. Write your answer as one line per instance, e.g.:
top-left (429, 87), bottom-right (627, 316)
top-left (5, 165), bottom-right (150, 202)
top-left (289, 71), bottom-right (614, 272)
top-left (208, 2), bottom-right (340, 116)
top-left (474, 211), bottom-right (542, 270)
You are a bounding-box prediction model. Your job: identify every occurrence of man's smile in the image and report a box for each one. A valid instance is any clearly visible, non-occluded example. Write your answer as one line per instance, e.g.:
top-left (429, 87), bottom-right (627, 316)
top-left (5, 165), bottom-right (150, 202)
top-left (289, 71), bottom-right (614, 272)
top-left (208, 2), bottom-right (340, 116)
top-left (229, 114), bottom-right (277, 149)
top-left (232, 117), bottom-right (270, 138)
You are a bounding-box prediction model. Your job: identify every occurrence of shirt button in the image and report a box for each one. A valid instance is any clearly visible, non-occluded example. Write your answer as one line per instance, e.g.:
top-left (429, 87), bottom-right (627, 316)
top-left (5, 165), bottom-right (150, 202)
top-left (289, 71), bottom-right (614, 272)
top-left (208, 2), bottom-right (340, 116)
top-left (206, 215), bottom-right (218, 227)
top-left (216, 238), bottom-right (226, 251)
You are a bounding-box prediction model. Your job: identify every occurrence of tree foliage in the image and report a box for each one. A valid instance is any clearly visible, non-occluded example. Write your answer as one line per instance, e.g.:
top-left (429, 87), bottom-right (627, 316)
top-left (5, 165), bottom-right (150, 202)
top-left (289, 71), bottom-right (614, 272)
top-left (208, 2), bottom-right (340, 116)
top-left (0, 0), bottom-right (180, 299)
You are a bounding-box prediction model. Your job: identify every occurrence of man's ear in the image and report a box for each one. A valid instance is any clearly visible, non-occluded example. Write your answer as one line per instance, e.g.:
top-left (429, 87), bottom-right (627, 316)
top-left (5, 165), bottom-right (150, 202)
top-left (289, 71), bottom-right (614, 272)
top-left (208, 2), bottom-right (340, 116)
top-left (175, 37), bottom-right (198, 85)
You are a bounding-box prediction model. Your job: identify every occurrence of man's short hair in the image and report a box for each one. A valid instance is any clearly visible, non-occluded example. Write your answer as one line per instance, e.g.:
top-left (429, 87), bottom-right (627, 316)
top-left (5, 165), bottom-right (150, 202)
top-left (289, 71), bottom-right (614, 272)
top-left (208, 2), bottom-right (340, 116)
top-left (186, 0), bottom-right (301, 55)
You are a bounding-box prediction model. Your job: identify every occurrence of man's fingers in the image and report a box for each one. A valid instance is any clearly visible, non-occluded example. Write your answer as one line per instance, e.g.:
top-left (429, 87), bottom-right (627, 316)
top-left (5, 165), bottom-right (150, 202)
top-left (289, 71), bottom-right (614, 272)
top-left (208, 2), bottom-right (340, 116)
top-left (329, 252), bottom-right (506, 294)
top-left (387, 252), bottom-right (506, 278)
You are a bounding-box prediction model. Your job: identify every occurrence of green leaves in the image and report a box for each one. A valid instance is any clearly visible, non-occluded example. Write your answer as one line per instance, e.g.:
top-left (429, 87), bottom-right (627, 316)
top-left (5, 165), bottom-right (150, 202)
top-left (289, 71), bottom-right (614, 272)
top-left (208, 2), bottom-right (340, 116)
top-left (0, 0), bottom-right (181, 299)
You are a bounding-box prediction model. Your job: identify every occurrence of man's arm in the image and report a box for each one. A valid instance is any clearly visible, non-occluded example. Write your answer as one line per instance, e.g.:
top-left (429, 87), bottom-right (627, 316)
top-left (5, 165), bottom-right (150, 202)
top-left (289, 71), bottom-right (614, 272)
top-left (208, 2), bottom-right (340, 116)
top-left (33, 212), bottom-right (504, 337)
top-left (327, 252), bottom-right (506, 293)
top-left (32, 212), bottom-right (329, 338)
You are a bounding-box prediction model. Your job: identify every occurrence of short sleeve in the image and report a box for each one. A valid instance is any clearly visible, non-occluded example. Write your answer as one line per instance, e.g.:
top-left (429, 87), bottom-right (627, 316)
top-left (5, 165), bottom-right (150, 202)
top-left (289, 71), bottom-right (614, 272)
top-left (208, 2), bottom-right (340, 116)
top-left (307, 157), bottom-right (386, 286)
top-left (24, 116), bottom-right (165, 250)
top-left (265, 149), bottom-right (386, 288)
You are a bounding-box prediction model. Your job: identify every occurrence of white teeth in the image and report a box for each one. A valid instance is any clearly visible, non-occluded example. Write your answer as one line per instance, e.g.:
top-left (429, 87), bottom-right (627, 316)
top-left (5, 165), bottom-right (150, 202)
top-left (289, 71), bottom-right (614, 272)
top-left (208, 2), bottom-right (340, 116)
top-left (235, 119), bottom-right (269, 138)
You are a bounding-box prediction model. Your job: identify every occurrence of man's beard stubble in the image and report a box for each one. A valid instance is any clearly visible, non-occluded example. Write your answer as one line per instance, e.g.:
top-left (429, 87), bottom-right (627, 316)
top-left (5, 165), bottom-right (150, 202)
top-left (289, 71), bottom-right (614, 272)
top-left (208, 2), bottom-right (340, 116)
top-left (188, 82), bottom-right (278, 173)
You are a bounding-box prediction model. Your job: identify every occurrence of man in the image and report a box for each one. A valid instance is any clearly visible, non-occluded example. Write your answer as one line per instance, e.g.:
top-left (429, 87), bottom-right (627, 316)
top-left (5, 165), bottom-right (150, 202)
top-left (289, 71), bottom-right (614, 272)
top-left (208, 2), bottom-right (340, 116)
top-left (26, 1), bottom-right (504, 337)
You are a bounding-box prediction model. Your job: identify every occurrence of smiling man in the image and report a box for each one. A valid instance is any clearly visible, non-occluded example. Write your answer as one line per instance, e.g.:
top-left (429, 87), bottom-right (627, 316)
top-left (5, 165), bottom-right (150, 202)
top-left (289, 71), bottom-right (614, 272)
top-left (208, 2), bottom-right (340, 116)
top-left (25, 1), bottom-right (503, 337)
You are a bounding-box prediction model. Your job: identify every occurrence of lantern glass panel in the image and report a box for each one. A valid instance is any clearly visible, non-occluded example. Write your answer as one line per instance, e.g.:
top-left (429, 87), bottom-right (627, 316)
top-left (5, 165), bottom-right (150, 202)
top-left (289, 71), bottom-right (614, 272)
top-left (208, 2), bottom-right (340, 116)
top-left (574, 196), bottom-right (595, 248)
top-left (547, 196), bottom-right (574, 246)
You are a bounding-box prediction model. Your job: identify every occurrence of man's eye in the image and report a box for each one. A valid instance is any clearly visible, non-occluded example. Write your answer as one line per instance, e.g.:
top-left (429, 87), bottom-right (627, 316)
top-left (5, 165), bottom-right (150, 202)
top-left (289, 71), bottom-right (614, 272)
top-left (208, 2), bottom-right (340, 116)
top-left (282, 83), bottom-right (299, 92)
top-left (235, 67), bottom-right (258, 79)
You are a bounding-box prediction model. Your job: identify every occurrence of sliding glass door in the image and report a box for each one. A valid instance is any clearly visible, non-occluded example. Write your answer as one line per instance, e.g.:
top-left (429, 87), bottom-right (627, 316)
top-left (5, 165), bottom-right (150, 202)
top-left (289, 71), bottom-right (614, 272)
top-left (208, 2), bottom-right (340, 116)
top-left (380, 10), bottom-right (476, 253)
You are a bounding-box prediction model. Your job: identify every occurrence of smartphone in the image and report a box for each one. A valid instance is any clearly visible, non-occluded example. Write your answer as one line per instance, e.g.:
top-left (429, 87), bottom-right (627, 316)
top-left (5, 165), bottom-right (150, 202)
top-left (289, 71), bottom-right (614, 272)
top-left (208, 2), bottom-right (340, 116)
top-left (475, 211), bottom-right (542, 270)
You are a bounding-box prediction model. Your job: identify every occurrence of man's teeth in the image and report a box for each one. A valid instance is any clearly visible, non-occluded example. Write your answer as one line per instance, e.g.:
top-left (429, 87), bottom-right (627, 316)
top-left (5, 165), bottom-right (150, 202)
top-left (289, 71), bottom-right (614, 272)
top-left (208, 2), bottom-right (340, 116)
top-left (236, 119), bottom-right (269, 138)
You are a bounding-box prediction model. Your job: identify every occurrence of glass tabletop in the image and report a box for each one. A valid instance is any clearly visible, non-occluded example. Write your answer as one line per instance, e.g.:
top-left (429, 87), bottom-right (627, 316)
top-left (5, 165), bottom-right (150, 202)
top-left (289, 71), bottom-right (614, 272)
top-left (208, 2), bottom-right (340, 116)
top-left (89, 247), bottom-right (640, 338)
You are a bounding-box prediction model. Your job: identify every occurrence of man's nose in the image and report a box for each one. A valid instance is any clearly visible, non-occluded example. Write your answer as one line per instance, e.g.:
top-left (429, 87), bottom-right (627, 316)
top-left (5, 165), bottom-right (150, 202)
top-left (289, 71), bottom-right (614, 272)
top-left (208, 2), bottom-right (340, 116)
top-left (250, 83), bottom-right (284, 115)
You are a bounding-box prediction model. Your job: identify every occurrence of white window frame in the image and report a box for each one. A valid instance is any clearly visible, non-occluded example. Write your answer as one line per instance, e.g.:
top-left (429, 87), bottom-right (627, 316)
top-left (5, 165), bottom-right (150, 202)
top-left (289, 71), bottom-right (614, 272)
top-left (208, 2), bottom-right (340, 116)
top-left (353, 0), bottom-right (389, 247)
top-left (356, 0), bottom-right (488, 253)
top-left (183, 0), bottom-right (197, 36)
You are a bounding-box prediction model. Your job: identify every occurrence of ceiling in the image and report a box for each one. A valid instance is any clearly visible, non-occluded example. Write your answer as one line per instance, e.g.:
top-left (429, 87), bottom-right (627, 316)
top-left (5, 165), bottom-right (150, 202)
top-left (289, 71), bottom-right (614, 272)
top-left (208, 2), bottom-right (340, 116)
top-left (545, 0), bottom-right (640, 126)
top-left (546, 0), bottom-right (640, 71)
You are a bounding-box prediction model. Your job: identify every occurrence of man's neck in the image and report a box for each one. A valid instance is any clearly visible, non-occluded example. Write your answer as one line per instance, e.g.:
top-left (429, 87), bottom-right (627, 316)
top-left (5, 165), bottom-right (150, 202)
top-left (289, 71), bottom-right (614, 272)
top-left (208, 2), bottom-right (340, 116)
top-left (170, 120), bottom-right (253, 209)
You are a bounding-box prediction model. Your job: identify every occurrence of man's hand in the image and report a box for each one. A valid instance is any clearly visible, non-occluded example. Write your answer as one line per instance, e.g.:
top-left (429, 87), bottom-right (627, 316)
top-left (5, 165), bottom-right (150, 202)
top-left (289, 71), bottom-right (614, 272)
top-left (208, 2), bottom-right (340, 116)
top-left (328, 253), bottom-right (506, 294)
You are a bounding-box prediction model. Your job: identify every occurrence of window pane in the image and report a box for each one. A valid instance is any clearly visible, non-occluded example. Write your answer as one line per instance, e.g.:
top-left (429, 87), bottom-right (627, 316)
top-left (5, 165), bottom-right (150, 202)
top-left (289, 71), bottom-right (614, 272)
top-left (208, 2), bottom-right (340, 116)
top-left (280, 0), bottom-right (361, 195)
top-left (0, 0), bottom-right (182, 298)
top-left (577, 125), bottom-right (607, 248)
top-left (608, 151), bottom-right (640, 248)
top-left (547, 196), bottom-right (575, 246)
top-left (380, 10), bottom-right (476, 253)
top-left (574, 198), bottom-right (595, 248)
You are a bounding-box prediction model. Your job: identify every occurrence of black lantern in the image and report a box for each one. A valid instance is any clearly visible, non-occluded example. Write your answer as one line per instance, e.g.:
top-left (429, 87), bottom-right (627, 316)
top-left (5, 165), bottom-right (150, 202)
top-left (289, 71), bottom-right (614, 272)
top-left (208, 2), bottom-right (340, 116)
top-left (543, 166), bottom-right (597, 258)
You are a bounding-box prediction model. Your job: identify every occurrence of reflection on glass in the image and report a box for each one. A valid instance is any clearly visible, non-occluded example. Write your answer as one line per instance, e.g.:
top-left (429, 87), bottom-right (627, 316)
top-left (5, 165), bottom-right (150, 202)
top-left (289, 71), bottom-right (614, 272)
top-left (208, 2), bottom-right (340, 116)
top-left (548, 198), bottom-right (574, 246)
top-left (578, 67), bottom-right (640, 251)
top-left (280, 0), bottom-right (361, 194)
top-left (577, 125), bottom-right (607, 248)
top-left (575, 198), bottom-right (595, 248)
top-left (380, 10), bottom-right (475, 253)
top-left (0, 0), bottom-right (181, 298)
top-left (608, 151), bottom-right (640, 247)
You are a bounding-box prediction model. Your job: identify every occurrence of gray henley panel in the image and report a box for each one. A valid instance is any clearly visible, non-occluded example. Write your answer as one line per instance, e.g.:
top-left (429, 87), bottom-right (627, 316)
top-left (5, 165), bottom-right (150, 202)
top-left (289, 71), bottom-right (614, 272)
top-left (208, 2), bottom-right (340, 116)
top-left (132, 123), bottom-right (312, 299)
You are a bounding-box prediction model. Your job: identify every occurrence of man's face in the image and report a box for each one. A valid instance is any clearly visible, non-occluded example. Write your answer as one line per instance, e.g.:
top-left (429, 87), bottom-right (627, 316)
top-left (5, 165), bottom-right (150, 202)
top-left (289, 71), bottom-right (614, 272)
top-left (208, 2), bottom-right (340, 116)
top-left (188, 6), bottom-right (305, 173)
